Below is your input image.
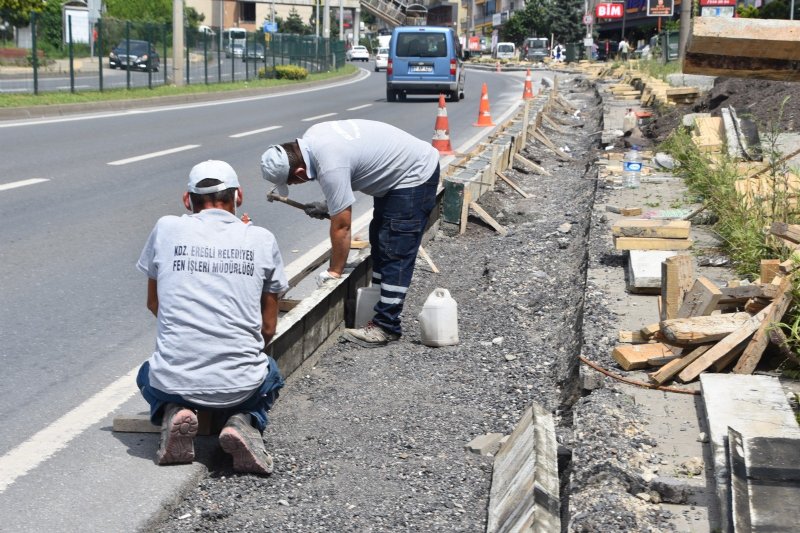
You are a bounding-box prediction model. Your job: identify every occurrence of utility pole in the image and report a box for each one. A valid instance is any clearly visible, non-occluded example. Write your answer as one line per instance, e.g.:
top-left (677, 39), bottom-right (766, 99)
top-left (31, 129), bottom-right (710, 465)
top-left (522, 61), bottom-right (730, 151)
top-left (678, 0), bottom-right (691, 61)
top-left (324, 0), bottom-right (330, 39)
top-left (339, 0), bottom-right (344, 42)
top-left (173, 0), bottom-right (184, 86)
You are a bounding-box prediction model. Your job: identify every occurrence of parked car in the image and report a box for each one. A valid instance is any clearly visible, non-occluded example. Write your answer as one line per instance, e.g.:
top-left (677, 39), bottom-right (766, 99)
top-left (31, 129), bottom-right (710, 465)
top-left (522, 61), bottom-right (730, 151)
top-left (374, 47), bottom-right (389, 71)
top-left (226, 43), bottom-right (244, 58)
top-left (494, 42), bottom-right (516, 60)
top-left (243, 43), bottom-right (266, 62)
top-left (386, 25), bottom-right (467, 103)
top-left (522, 37), bottom-right (549, 62)
top-left (346, 45), bottom-right (370, 62)
top-left (109, 40), bottom-right (160, 72)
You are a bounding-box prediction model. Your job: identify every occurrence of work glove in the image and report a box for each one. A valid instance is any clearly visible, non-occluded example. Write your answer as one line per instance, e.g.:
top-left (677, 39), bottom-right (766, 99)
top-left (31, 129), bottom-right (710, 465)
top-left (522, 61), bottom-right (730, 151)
top-left (316, 270), bottom-right (340, 288)
top-left (304, 201), bottom-right (328, 220)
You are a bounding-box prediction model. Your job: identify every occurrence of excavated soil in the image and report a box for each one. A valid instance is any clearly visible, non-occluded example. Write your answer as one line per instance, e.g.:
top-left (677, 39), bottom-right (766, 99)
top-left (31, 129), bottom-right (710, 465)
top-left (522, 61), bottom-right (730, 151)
top-left (149, 76), bottom-right (678, 532)
top-left (646, 77), bottom-right (800, 143)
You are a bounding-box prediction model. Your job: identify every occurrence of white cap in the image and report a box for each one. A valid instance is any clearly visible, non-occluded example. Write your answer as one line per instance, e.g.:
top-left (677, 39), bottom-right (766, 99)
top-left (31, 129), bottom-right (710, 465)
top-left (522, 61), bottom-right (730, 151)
top-left (260, 145), bottom-right (290, 197)
top-left (188, 160), bottom-right (240, 194)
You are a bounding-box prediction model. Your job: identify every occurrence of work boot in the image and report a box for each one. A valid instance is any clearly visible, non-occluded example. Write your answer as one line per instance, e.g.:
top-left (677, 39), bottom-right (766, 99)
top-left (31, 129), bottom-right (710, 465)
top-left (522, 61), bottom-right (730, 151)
top-left (342, 320), bottom-right (400, 348)
top-left (157, 403), bottom-right (198, 465)
top-left (219, 413), bottom-right (274, 475)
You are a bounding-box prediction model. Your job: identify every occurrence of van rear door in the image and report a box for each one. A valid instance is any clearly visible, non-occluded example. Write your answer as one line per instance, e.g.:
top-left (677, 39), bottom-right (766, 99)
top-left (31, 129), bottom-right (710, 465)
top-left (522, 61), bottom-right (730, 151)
top-left (391, 30), bottom-right (452, 84)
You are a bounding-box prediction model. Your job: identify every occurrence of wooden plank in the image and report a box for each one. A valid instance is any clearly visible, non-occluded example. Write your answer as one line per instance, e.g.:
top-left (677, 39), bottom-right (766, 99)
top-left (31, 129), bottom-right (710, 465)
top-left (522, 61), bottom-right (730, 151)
top-left (612, 343), bottom-right (678, 371)
top-left (677, 305), bottom-right (773, 383)
top-left (495, 171), bottom-right (531, 198)
top-left (417, 245), bottom-right (439, 274)
top-left (606, 205), bottom-right (643, 216)
top-left (641, 322), bottom-right (661, 338)
top-left (760, 259), bottom-right (781, 283)
top-left (733, 276), bottom-right (794, 374)
top-left (532, 129), bottom-right (572, 161)
top-left (459, 188), bottom-right (471, 235)
top-left (660, 312), bottom-right (754, 345)
top-left (618, 330), bottom-right (649, 344)
top-left (684, 18), bottom-right (800, 82)
top-left (661, 255), bottom-right (695, 320)
top-left (615, 237), bottom-right (694, 251)
top-left (677, 276), bottom-right (723, 318)
top-left (666, 87), bottom-right (699, 97)
top-left (469, 202), bottom-right (508, 236)
top-left (612, 219), bottom-right (692, 239)
top-left (649, 344), bottom-right (713, 385)
top-left (513, 153), bottom-right (551, 176)
top-left (719, 284), bottom-right (766, 304)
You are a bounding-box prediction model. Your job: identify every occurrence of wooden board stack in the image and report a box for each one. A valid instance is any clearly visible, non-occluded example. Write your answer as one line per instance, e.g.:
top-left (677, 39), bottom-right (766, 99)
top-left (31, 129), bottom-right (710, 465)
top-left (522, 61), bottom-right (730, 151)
top-left (612, 219), bottom-right (694, 251)
top-left (610, 225), bottom-right (800, 384)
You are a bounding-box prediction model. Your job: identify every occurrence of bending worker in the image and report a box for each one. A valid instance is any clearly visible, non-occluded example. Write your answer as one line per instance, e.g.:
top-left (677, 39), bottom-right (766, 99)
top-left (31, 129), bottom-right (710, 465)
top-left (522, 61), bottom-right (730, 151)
top-left (260, 119), bottom-right (440, 348)
top-left (136, 160), bottom-right (288, 475)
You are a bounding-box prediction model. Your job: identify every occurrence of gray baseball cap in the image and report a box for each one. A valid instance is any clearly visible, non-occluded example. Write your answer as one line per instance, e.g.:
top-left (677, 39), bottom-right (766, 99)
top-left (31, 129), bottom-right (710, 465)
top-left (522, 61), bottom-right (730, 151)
top-left (260, 144), bottom-right (290, 197)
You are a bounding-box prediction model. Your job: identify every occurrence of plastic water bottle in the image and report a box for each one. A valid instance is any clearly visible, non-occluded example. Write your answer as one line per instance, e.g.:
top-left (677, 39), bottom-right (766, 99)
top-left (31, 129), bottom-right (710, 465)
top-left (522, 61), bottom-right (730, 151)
top-left (623, 146), bottom-right (642, 188)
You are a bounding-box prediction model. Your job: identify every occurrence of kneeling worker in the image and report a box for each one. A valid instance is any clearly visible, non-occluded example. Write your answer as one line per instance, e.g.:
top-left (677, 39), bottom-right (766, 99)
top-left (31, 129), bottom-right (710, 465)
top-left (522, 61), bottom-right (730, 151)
top-left (136, 160), bottom-right (288, 474)
top-left (260, 119), bottom-right (440, 348)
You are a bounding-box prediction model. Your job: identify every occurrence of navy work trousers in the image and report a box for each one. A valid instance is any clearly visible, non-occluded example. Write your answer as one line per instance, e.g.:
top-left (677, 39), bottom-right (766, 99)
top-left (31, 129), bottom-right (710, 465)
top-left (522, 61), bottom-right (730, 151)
top-left (136, 356), bottom-right (284, 433)
top-left (369, 164), bottom-right (440, 336)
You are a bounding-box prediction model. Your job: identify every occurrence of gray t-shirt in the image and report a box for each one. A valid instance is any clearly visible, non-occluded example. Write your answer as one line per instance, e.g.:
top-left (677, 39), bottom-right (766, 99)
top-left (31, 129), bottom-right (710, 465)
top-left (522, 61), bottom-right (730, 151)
top-left (137, 209), bottom-right (289, 406)
top-left (298, 119), bottom-right (440, 216)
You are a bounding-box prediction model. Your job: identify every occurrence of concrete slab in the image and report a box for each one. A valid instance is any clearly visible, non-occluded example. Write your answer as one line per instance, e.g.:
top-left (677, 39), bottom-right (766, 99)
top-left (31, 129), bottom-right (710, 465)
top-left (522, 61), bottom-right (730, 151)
top-left (729, 428), bottom-right (800, 532)
top-left (465, 433), bottom-right (504, 456)
top-left (699, 374), bottom-right (800, 533)
top-left (627, 250), bottom-right (678, 293)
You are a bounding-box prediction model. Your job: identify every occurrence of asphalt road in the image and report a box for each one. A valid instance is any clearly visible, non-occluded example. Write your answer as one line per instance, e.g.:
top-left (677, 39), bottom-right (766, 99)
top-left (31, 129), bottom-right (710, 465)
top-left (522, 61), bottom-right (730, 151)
top-left (0, 63), bottom-right (550, 532)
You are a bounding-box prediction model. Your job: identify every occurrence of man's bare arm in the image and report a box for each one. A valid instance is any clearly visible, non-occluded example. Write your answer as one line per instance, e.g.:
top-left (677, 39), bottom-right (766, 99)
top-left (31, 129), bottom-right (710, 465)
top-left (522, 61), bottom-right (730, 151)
top-left (261, 292), bottom-right (279, 346)
top-left (146, 278), bottom-right (158, 316)
top-left (328, 207), bottom-right (352, 276)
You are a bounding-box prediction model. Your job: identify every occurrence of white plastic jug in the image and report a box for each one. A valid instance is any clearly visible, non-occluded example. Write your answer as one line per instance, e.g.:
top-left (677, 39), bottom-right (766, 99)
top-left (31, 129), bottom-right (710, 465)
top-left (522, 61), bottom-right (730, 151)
top-left (355, 286), bottom-right (381, 328)
top-left (419, 288), bottom-right (459, 347)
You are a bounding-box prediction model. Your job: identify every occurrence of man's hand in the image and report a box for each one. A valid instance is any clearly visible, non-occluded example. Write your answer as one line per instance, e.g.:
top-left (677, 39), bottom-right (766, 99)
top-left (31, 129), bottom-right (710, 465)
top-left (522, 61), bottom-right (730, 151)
top-left (304, 201), bottom-right (328, 220)
top-left (316, 270), bottom-right (340, 287)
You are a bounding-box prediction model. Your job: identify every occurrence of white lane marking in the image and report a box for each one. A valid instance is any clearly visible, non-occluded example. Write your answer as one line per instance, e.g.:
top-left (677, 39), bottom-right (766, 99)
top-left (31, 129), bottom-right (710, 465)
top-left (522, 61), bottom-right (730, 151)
top-left (108, 144), bottom-right (200, 166)
top-left (0, 70), bottom-right (372, 129)
top-left (0, 178), bottom-right (49, 192)
top-left (230, 125), bottom-right (282, 138)
top-left (0, 366), bottom-right (139, 494)
top-left (347, 104), bottom-right (372, 111)
top-left (301, 112), bottom-right (337, 122)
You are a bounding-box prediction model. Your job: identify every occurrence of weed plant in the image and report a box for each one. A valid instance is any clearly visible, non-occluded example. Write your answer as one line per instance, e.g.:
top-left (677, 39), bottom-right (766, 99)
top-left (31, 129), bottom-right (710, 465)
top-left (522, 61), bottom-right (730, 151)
top-left (660, 105), bottom-right (800, 371)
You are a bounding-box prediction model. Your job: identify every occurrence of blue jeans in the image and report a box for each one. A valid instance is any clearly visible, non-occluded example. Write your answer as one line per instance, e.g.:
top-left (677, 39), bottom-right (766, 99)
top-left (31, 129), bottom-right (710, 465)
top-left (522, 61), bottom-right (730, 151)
top-left (136, 357), bottom-right (284, 433)
top-left (369, 165), bottom-right (440, 336)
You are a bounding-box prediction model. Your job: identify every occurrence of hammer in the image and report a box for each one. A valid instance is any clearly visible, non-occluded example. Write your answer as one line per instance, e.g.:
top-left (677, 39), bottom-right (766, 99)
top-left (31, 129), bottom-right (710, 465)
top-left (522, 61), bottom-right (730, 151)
top-left (266, 188), bottom-right (330, 219)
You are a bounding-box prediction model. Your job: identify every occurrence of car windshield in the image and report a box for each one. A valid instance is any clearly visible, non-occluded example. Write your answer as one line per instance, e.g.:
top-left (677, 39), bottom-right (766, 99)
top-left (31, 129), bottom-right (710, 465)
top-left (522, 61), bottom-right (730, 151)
top-left (395, 33), bottom-right (447, 58)
top-left (115, 41), bottom-right (150, 54)
top-left (378, 48), bottom-right (389, 55)
top-left (498, 44), bottom-right (514, 53)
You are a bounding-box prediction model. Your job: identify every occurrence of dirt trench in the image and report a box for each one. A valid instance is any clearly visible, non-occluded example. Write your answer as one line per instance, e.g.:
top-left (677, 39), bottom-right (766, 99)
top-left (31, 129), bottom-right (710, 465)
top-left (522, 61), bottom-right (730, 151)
top-left (149, 76), bottom-right (651, 532)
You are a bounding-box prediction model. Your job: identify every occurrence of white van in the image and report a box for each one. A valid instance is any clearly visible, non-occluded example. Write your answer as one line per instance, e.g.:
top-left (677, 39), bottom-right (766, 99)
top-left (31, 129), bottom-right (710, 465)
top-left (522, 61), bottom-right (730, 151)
top-left (494, 42), bottom-right (515, 60)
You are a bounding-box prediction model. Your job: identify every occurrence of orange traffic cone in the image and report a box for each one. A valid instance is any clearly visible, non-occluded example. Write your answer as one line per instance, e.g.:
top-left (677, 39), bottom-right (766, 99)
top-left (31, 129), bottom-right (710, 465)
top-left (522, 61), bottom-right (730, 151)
top-left (522, 69), bottom-right (534, 100)
top-left (473, 83), bottom-right (495, 127)
top-left (431, 93), bottom-right (454, 155)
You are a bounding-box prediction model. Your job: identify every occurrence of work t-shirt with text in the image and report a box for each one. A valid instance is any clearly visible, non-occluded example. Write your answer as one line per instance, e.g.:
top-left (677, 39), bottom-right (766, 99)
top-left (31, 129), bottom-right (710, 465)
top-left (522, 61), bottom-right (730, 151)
top-left (137, 209), bottom-right (288, 405)
top-left (298, 119), bottom-right (440, 216)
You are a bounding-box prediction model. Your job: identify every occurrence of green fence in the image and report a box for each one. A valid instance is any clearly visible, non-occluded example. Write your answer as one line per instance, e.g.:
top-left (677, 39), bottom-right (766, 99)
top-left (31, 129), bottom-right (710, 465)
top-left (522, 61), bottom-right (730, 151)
top-left (22, 14), bottom-right (346, 95)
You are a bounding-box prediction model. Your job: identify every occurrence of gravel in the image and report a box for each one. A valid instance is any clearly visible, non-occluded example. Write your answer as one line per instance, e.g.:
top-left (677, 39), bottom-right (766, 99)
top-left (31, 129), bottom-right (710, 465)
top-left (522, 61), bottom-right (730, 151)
top-left (149, 76), bottom-right (672, 532)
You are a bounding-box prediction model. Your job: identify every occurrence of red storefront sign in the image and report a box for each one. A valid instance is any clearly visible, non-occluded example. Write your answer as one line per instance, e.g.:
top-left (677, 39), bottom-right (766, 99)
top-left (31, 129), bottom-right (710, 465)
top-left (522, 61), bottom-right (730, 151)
top-left (595, 2), bottom-right (623, 19)
top-left (700, 0), bottom-right (736, 5)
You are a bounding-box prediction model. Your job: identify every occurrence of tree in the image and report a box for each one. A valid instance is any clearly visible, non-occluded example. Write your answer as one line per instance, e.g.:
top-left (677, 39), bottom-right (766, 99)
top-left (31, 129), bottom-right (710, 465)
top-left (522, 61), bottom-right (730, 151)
top-left (0, 0), bottom-right (46, 28)
top-left (105, 0), bottom-right (172, 23)
top-left (500, 0), bottom-right (552, 45)
top-left (548, 0), bottom-right (583, 44)
top-left (282, 8), bottom-right (309, 35)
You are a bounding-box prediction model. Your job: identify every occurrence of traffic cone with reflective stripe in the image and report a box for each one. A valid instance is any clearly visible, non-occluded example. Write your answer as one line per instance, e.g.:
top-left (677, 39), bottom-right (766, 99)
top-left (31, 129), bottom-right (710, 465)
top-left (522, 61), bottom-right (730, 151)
top-left (431, 93), bottom-right (454, 155)
top-left (473, 83), bottom-right (495, 127)
top-left (522, 69), bottom-right (534, 100)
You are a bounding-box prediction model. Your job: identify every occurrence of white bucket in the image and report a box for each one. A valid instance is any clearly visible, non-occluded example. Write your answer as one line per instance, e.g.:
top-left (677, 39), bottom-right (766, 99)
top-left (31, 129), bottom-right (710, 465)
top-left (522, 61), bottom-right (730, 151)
top-left (355, 286), bottom-right (381, 328)
top-left (419, 288), bottom-right (459, 347)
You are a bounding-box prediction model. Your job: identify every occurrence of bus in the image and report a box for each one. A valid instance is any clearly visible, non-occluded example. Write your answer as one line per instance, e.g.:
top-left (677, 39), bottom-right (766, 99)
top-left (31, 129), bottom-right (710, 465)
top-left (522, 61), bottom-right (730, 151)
top-left (223, 28), bottom-right (247, 56)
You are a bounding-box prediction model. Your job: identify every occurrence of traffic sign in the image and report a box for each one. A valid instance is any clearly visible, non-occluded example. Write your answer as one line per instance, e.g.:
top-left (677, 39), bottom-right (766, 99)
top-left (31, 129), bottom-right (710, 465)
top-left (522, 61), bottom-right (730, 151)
top-left (583, 14), bottom-right (594, 25)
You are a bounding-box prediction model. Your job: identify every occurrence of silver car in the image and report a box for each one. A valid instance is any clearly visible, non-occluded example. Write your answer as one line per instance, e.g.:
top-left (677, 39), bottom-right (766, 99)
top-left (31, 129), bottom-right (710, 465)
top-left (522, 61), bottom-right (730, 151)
top-left (374, 47), bottom-right (389, 71)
